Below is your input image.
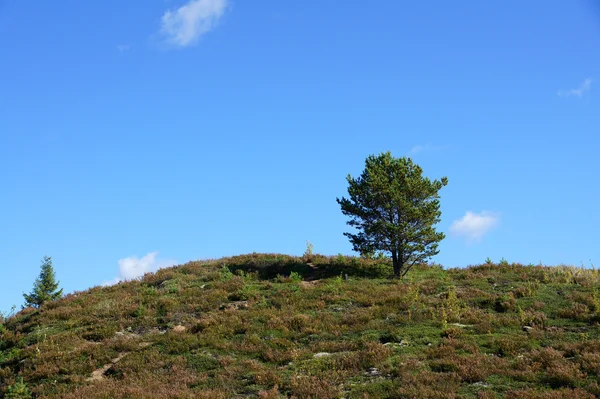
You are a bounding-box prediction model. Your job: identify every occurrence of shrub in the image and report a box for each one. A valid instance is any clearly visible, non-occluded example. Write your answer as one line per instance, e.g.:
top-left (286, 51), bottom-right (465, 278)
top-left (558, 302), bottom-right (590, 322)
top-left (543, 361), bottom-right (584, 388)
top-left (302, 241), bottom-right (314, 263)
top-left (290, 374), bottom-right (342, 399)
top-left (289, 271), bottom-right (303, 283)
top-left (494, 293), bottom-right (517, 313)
top-left (5, 378), bottom-right (32, 399)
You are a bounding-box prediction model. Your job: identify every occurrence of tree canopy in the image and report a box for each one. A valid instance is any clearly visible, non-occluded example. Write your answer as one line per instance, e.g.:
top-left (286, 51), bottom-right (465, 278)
top-left (337, 152), bottom-right (448, 277)
top-left (23, 256), bottom-right (63, 308)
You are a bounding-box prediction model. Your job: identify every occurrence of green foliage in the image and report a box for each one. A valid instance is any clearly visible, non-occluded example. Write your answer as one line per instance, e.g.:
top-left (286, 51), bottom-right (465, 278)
top-left (337, 152), bottom-right (448, 277)
top-left (289, 271), bottom-right (303, 283)
top-left (132, 303), bottom-right (146, 318)
top-left (5, 378), bottom-right (31, 399)
top-left (23, 256), bottom-right (63, 308)
top-left (219, 265), bottom-right (234, 281)
top-left (362, 250), bottom-right (388, 261)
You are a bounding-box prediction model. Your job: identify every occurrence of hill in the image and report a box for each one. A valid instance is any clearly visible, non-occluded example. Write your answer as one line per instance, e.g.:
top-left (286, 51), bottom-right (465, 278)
top-left (1, 253), bottom-right (600, 398)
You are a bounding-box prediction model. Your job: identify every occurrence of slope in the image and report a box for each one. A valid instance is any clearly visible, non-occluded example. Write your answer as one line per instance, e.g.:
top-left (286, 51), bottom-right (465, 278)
top-left (1, 254), bottom-right (600, 398)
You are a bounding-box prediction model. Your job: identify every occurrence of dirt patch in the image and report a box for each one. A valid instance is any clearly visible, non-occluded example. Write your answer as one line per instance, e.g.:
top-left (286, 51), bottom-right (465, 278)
top-left (86, 341), bottom-right (153, 382)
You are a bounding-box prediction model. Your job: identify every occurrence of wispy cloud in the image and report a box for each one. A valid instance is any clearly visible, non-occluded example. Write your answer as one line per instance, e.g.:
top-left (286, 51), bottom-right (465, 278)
top-left (410, 144), bottom-right (444, 155)
top-left (117, 44), bottom-right (131, 52)
top-left (449, 211), bottom-right (499, 243)
top-left (159, 0), bottom-right (228, 48)
top-left (557, 78), bottom-right (593, 98)
top-left (104, 252), bottom-right (177, 286)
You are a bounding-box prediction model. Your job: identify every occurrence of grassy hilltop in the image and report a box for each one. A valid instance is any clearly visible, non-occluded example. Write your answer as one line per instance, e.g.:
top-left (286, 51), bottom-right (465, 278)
top-left (1, 253), bottom-right (600, 398)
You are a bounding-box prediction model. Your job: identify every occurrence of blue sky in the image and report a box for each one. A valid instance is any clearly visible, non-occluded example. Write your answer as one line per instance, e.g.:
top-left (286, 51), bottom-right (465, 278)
top-left (1, 0), bottom-right (599, 312)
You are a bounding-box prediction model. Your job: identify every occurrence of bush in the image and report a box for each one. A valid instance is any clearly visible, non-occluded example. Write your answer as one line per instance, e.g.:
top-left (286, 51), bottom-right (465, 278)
top-left (6, 378), bottom-right (32, 399)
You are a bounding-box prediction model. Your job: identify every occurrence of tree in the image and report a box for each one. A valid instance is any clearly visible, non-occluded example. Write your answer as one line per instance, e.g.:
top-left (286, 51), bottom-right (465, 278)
top-left (337, 152), bottom-right (448, 278)
top-left (23, 256), bottom-right (63, 308)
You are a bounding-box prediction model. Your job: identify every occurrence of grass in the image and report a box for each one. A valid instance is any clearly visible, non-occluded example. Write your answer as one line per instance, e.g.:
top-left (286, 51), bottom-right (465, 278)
top-left (1, 253), bottom-right (600, 398)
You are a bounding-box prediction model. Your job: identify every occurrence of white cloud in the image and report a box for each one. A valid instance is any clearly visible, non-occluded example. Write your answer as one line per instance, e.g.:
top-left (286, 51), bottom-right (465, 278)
top-left (104, 252), bottom-right (177, 286)
top-left (159, 0), bottom-right (228, 48)
top-left (410, 144), bottom-right (443, 155)
top-left (557, 78), bottom-right (593, 98)
top-left (449, 211), bottom-right (499, 243)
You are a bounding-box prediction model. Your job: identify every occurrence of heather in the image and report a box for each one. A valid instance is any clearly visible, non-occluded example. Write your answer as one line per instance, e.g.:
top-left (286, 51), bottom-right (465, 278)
top-left (1, 253), bottom-right (600, 398)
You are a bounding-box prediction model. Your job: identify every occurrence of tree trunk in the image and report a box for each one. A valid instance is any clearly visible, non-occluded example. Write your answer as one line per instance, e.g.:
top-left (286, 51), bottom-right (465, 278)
top-left (392, 251), bottom-right (400, 277)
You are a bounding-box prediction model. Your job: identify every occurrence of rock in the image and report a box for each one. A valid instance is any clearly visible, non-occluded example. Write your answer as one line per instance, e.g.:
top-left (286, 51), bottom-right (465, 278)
top-left (86, 353), bottom-right (128, 382)
top-left (522, 326), bottom-right (534, 333)
top-left (365, 367), bottom-right (380, 377)
top-left (172, 325), bottom-right (187, 333)
top-left (313, 352), bottom-right (331, 358)
top-left (384, 340), bottom-right (409, 348)
top-left (300, 280), bottom-right (319, 288)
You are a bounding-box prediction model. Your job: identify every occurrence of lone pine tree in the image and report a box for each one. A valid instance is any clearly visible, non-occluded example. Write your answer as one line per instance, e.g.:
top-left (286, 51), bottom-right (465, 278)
top-left (337, 152), bottom-right (448, 278)
top-left (23, 256), bottom-right (63, 308)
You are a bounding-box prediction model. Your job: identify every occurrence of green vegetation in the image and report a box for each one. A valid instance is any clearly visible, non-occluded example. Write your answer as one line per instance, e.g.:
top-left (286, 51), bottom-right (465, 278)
top-left (337, 152), bottom-right (448, 277)
top-left (5, 378), bottom-right (31, 399)
top-left (23, 256), bottom-right (63, 309)
top-left (1, 253), bottom-right (600, 398)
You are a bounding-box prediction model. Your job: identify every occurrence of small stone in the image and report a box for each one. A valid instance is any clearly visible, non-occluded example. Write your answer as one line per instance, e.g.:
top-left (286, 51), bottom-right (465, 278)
top-left (365, 367), bottom-right (380, 377)
top-left (522, 326), bottom-right (534, 333)
top-left (313, 352), bottom-right (331, 358)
